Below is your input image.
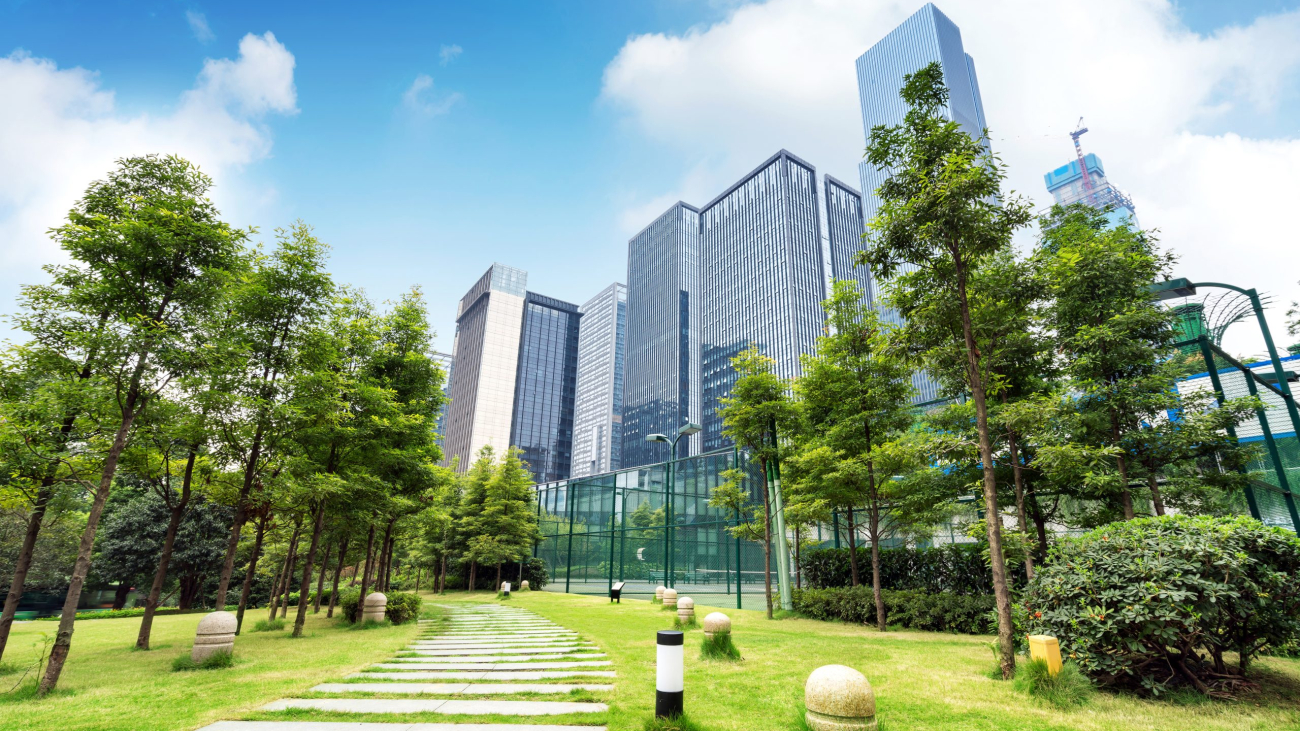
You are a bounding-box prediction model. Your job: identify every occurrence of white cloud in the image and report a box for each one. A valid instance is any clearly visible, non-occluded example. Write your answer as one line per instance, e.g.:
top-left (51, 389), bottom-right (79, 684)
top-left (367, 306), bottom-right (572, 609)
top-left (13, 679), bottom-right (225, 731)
top-left (402, 73), bottom-right (461, 118)
top-left (439, 44), bottom-right (463, 66)
top-left (0, 32), bottom-right (297, 271)
top-left (186, 10), bottom-right (215, 43)
top-left (601, 0), bottom-right (1300, 355)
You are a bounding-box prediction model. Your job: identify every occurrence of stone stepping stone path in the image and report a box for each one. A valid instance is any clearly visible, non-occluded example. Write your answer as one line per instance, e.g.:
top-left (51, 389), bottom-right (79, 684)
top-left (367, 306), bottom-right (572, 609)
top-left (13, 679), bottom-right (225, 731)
top-left (195, 603), bottom-right (612, 731)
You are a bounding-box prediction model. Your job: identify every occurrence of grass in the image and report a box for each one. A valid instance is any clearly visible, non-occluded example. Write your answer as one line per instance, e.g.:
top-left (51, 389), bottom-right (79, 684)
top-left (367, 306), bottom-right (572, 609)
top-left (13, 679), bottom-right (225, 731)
top-left (170, 650), bottom-right (236, 672)
top-left (700, 631), bottom-right (741, 661)
top-left (1012, 658), bottom-right (1094, 709)
top-left (250, 618), bottom-right (285, 632)
top-left (417, 590), bottom-right (1300, 731)
top-left (644, 713), bottom-right (705, 731)
top-left (0, 606), bottom-right (419, 731)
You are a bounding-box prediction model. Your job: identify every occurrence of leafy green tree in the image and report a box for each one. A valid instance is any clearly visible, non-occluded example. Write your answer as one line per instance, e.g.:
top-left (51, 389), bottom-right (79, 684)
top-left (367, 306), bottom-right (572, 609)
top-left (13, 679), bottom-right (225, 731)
top-left (1037, 204), bottom-right (1179, 520)
top-left (31, 156), bottom-right (249, 694)
top-left (713, 345), bottom-right (797, 619)
top-left (457, 447), bottom-right (498, 590)
top-left (789, 280), bottom-right (913, 628)
top-left (479, 448), bottom-right (541, 589)
top-left (856, 63), bottom-right (1033, 676)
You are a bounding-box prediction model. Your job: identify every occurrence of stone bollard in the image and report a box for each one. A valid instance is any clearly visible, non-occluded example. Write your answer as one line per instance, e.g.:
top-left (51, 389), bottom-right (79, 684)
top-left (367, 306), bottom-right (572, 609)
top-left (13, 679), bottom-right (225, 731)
top-left (662, 588), bottom-right (678, 609)
top-left (192, 610), bottom-right (236, 662)
top-left (655, 585), bottom-right (666, 603)
top-left (805, 665), bottom-right (876, 731)
top-left (703, 612), bottom-right (731, 640)
top-left (677, 596), bottom-right (695, 624)
top-left (362, 592), bottom-right (388, 624)
top-left (521, 580), bottom-right (530, 591)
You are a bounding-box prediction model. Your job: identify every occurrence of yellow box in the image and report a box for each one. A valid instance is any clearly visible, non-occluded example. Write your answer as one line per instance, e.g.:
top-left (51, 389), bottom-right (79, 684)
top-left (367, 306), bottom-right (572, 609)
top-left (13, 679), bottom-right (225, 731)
top-left (1028, 634), bottom-right (1062, 676)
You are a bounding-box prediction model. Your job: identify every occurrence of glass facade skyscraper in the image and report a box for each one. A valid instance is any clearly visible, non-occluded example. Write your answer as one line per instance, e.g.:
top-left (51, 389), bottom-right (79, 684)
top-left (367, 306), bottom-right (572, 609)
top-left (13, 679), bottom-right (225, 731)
top-left (855, 2), bottom-right (987, 404)
top-left (622, 202), bottom-right (702, 469)
top-left (571, 282), bottom-right (627, 478)
top-left (442, 263), bottom-right (582, 483)
top-left (700, 150), bottom-right (826, 451)
top-left (510, 292), bottom-right (582, 483)
top-left (823, 174), bottom-right (872, 306)
top-left (1044, 152), bottom-right (1137, 229)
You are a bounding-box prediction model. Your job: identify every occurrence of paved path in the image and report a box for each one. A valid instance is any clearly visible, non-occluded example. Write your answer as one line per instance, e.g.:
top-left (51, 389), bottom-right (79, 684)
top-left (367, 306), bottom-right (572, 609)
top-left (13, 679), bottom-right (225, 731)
top-left (195, 602), bottom-right (612, 731)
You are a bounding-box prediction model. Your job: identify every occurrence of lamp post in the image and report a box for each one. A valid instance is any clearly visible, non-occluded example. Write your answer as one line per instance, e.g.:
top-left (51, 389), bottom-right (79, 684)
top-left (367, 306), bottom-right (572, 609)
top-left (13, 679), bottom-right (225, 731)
top-left (647, 423), bottom-right (702, 589)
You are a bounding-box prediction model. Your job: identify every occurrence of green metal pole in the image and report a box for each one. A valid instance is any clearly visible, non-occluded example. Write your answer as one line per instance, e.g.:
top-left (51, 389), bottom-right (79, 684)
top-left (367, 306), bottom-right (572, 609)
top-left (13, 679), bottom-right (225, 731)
top-left (1248, 290), bottom-right (1300, 439)
top-left (564, 483), bottom-right (576, 594)
top-left (618, 489), bottom-right (627, 582)
top-left (769, 419), bottom-right (793, 612)
top-left (1241, 363), bottom-right (1300, 532)
top-left (734, 445), bottom-right (742, 610)
top-left (608, 491), bottom-right (616, 596)
top-left (832, 510), bottom-right (841, 549)
top-left (1198, 337), bottom-right (1260, 520)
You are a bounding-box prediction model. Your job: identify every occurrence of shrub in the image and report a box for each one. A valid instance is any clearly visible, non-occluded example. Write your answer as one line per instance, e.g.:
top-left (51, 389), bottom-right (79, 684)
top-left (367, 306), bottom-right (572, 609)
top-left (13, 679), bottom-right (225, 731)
top-left (443, 558), bottom-right (550, 591)
top-left (799, 543), bottom-right (1028, 595)
top-left (337, 588), bottom-right (362, 623)
top-left (1013, 658), bottom-right (1094, 708)
top-left (793, 586), bottom-right (995, 634)
top-left (172, 650), bottom-right (234, 671)
top-left (700, 632), bottom-right (740, 661)
top-left (252, 618), bottom-right (285, 632)
top-left (385, 592), bottom-right (422, 625)
top-left (1022, 515), bottom-right (1300, 694)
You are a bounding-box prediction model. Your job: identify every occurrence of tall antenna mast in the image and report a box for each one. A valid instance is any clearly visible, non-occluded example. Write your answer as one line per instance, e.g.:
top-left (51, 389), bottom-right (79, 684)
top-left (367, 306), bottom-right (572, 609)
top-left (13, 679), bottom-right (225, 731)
top-left (1069, 117), bottom-right (1096, 206)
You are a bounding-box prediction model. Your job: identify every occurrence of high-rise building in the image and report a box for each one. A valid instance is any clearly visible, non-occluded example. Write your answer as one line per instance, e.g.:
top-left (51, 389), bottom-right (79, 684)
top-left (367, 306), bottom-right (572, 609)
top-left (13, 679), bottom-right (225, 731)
top-left (570, 282), bottom-right (628, 478)
top-left (1044, 151), bottom-right (1137, 229)
top-left (510, 293), bottom-right (582, 483)
top-left (622, 203), bottom-right (702, 468)
top-left (700, 150), bottom-right (826, 451)
top-left (823, 175), bottom-right (872, 306)
top-left (441, 263), bottom-right (581, 482)
top-left (855, 2), bottom-right (987, 404)
top-left (432, 350), bottom-right (453, 446)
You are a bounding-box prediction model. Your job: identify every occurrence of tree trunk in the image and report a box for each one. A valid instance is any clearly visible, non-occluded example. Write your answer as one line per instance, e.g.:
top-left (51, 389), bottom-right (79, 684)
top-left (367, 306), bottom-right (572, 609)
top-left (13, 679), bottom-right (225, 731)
top-left (415, 567), bottom-right (421, 593)
top-left (178, 575), bottom-right (202, 610)
top-left (280, 525), bottom-right (302, 619)
top-left (761, 457), bottom-right (774, 620)
top-left (0, 482), bottom-right (55, 663)
top-left (236, 513), bottom-right (268, 634)
top-left (1148, 472), bottom-right (1166, 516)
top-left (1111, 412), bottom-right (1135, 520)
top-left (292, 503), bottom-right (326, 637)
top-left (110, 583), bottom-right (130, 611)
top-left (357, 525), bottom-right (375, 616)
top-left (313, 542), bottom-right (331, 614)
top-left (269, 522), bottom-right (299, 621)
top-left (495, 563), bottom-right (502, 592)
top-left (137, 449), bottom-right (196, 649)
top-left (953, 253), bottom-right (1015, 680)
top-left (794, 527), bottom-right (802, 590)
top-left (845, 506), bottom-right (860, 587)
top-left (1005, 423), bottom-right (1035, 580)
top-left (469, 561), bottom-right (477, 593)
top-left (214, 422), bottom-right (266, 609)
top-left (439, 554), bottom-right (448, 594)
top-left (1028, 485), bottom-right (1049, 561)
top-left (869, 503), bottom-right (885, 632)
top-left (327, 536), bottom-right (348, 618)
top-left (40, 358), bottom-right (149, 696)
top-left (376, 521), bottom-right (394, 592)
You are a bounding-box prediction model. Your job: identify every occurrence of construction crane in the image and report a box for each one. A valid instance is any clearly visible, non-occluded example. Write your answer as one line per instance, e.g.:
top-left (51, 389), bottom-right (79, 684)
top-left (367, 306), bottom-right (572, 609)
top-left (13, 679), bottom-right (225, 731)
top-left (1070, 117), bottom-right (1096, 206)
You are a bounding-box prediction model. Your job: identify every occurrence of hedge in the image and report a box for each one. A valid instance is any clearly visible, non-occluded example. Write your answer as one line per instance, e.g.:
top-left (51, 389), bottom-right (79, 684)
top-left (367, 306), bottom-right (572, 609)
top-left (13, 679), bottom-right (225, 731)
top-left (799, 542), bottom-right (1028, 595)
top-left (335, 588), bottom-right (421, 624)
top-left (793, 586), bottom-right (995, 634)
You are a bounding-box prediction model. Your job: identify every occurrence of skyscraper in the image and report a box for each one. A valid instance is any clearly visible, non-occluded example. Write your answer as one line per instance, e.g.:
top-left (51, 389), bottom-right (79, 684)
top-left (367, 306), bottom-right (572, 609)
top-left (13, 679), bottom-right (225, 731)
top-left (441, 263), bottom-right (582, 482)
top-left (1044, 151), bottom-right (1137, 228)
top-left (622, 202), bottom-right (702, 468)
top-left (700, 150), bottom-right (826, 451)
top-left (570, 282), bottom-right (627, 478)
top-left (432, 350), bottom-right (453, 447)
top-left (823, 174), bottom-right (872, 306)
top-left (855, 3), bottom-right (987, 404)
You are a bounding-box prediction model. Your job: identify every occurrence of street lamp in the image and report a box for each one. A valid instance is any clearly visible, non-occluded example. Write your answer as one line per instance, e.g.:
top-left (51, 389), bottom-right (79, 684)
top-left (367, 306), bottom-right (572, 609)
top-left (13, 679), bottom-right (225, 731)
top-left (647, 424), bottom-right (702, 589)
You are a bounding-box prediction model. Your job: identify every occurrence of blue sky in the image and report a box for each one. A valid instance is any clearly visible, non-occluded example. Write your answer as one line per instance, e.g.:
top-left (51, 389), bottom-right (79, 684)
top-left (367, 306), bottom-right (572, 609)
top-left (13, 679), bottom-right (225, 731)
top-left (2, 0), bottom-right (1299, 356)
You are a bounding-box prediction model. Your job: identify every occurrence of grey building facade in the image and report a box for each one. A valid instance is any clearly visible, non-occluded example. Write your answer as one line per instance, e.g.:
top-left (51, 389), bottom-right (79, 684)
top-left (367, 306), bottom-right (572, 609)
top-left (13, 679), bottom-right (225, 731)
top-left (855, 2), bottom-right (987, 404)
top-left (823, 175), bottom-right (872, 307)
top-left (622, 202), bottom-right (702, 468)
top-left (699, 150), bottom-right (826, 451)
top-left (570, 282), bottom-right (627, 478)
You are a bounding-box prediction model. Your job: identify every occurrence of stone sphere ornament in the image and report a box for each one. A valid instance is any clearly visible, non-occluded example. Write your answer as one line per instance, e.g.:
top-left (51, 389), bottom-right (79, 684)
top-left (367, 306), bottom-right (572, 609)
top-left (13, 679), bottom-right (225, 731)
top-left (703, 612), bottom-right (731, 639)
top-left (191, 610), bottom-right (236, 662)
top-left (804, 664), bottom-right (877, 731)
top-left (655, 585), bottom-right (666, 602)
top-left (676, 596), bottom-right (695, 624)
top-left (362, 592), bottom-right (388, 624)
top-left (521, 580), bottom-right (530, 591)
top-left (662, 587), bottom-right (678, 609)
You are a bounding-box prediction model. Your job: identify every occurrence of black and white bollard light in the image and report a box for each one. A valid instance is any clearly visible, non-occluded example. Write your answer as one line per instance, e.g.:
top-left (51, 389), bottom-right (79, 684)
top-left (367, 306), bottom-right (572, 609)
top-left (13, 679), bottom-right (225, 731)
top-left (655, 630), bottom-right (685, 718)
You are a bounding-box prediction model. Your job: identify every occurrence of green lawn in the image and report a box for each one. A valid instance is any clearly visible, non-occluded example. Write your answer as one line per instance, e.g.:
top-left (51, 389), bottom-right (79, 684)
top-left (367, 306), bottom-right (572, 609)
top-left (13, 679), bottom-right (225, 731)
top-left (0, 608), bottom-right (419, 731)
top-left (1, 590), bottom-right (1298, 731)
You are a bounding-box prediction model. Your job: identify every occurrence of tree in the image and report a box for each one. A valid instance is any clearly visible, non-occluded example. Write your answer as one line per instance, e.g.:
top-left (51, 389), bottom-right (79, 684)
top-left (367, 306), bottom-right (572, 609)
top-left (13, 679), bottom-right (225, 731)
top-left (456, 447), bottom-right (498, 591)
top-left (790, 280), bottom-right (913, 629)
top-left (855, 63), bottom-right (1033, 676)
top-left (714, 345), bottom-right (797, 619)
top-left (30, 156), bottom-right (249, 694)
top-left (1037, 204), bottom-right (1179, 520)
top-left (479, 448), bottom-right (541, 589)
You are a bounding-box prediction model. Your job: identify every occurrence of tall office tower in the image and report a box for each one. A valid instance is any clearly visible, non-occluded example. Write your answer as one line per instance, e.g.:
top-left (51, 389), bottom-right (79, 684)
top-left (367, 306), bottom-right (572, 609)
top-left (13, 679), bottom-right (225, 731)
top-left (622, 202), bottom-right (702, 468)
top-left (823, 175), bottom-right (872, 305)
top-left (1044, 152), bottom-right (1137, 229)
top-left (570, 282), bottom-right (628, 478)
top-left (700, 150), bottom-right (826, 451)
top-left (442, 263), bottom-right (582, 482)
top-left (432, 351), bottom-right (454, 446)
top-left (509, 292), bottom-right (582, 483)
top-left (443, 264), bottom-right (528, 470)
top-left (855, 3), bottom-right (987, 404)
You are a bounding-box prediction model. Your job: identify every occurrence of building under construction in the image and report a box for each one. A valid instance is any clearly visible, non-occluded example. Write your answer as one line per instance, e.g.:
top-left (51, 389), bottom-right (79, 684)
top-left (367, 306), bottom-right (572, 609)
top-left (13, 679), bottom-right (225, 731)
top-left (1043, 120), bottom-right (1137, 228)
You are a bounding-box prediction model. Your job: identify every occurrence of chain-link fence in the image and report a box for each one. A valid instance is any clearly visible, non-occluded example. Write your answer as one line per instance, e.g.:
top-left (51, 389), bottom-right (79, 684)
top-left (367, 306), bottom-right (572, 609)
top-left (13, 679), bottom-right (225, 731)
top-left (1174, 336), bottom-right (1300, 532)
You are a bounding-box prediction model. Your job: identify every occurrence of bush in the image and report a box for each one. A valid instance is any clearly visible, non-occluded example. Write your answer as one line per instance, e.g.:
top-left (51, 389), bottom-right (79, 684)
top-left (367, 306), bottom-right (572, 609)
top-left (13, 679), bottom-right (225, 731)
top-left (252, 618), bottom-right (285, 632)
top-left (172, 650), bottom-right (234, 671)
top-left (799, 543), bottom-right (1028, 595)
top-left (700, 632), bottom-right (740, 661)
top-left (1013, 658), bottom-right (1093, 708)
top-left (385, 592), bottom-right (422, 625)
top-left (443, 558), bottom-right (550, 591)
top-left (337, 588), bottom-right (362, 623)
top-left (793, 586), bottom-right (995, 634)
top-left (1022, 515), bottom-right (1300, 694)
